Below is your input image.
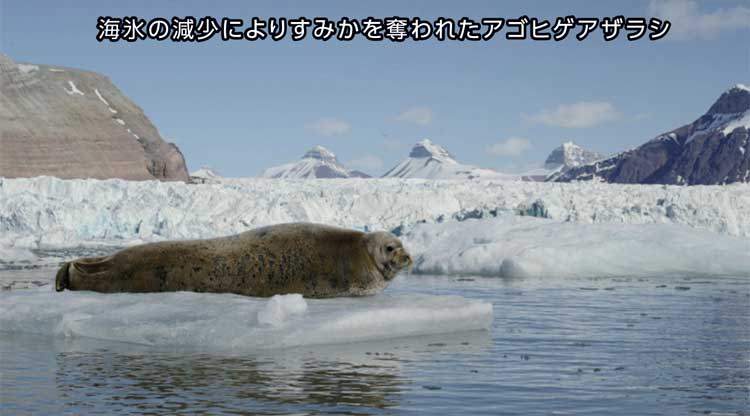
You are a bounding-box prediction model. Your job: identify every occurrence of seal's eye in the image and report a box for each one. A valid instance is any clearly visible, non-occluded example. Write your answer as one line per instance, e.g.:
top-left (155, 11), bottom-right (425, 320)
top-left (386, 245), bottom-right (394, 253)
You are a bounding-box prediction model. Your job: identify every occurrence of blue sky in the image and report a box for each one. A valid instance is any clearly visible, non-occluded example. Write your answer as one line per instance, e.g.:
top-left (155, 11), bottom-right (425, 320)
top-left (1, 0), bottom-right (748, 176)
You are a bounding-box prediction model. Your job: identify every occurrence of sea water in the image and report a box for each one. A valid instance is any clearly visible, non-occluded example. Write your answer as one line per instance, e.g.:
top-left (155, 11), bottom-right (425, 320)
top-left (1, 264), bottom-right (748, 415)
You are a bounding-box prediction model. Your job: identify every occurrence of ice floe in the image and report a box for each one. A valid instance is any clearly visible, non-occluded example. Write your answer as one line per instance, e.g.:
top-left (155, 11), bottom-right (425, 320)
top-left (405, 216), bottom-right (750, 278)
top-left (0, 290), bottom-right (493, 351)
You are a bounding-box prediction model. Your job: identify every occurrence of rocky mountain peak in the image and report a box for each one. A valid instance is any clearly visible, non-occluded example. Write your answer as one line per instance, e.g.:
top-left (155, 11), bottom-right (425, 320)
top-left (303, 145), bottom-right (337, 162)
top-left (260, 145), bottom-right (370, 179)
top-left (544, 141), bottom-right (603, 170)
top-left (408, 139), bottom-right (457, 163)
top-left (707, 84), bottom-right (750, 115)
top-left (0, 54), bottom-right (189, 181)
top-left (551, 84), bottom-right (750, 185)
top-left (383, 139), bottom-right (514, 179)
top-left (0, 53), bottom-right (16, 71)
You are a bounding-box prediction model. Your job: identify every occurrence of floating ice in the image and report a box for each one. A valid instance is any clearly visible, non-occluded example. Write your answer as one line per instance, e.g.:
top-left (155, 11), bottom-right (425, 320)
top-left (0, 291), bottom-right (492, 351)
top-left (406, 216), bottom-right (750, 279)
top-left (257, 294), bottom-right (308, 327)
top-left (0, 246), bottom-right (35, 262)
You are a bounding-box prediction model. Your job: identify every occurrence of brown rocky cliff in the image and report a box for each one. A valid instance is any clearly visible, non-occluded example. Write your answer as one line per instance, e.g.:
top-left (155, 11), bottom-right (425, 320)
top-left (0, 54), bottom-right (189, 181)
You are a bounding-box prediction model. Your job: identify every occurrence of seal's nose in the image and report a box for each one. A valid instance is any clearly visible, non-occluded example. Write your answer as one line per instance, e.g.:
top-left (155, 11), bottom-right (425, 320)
top-left (401, 252), bottom-right (413, 267)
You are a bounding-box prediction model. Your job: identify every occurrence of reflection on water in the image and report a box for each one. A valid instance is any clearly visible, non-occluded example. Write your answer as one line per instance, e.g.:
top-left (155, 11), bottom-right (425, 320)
top-left (3, 330), bottom-right (490, 415)
top-left (1, 270), bottom-right (749, 415)
top-left (54, 350), bottom-right (410, 414)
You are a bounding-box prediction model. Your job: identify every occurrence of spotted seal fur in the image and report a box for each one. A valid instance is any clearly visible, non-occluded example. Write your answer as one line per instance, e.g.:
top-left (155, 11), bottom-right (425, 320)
top-left (55, 223), bottom-right (412, 298)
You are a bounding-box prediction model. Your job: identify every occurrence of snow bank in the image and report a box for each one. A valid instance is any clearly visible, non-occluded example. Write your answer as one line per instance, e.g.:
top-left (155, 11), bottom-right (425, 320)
top-left (405, 216), bottom-right (750, 278)
top-left (1, 177), bottom-right (749, 251)
top-left (0, 290), bottom-right (492, 351)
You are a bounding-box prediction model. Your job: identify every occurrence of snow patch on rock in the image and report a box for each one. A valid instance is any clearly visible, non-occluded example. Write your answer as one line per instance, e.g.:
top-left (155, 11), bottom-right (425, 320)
top-left (17, 64), bottom-right (39, 74)
top-left (64, 80), bottom-right (84, 96)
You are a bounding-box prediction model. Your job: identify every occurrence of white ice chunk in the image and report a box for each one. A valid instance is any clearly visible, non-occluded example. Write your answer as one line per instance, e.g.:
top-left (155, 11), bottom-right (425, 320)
top-left (64, 81), bottom-right (84, 96)
top-left (114, 118), bottom-right (125, 125)
top-left (406, 216), bottom-right (750, 279)
top-left (257, 294), bottom-right (308, 326)
top-left (0, 246), bottom-right (35, 262)
top-left (0, 291), bottom-right (492, 351)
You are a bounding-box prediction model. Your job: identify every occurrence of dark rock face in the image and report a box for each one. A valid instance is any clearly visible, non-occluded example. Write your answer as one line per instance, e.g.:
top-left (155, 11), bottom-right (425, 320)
top-left (313, 165), bottom-right (347, 178)
top-left (0, 54), bottom-right (189, 181)
top-left (551, 85), bottom-right (750, 185)
top-left (408, 140), bottom-right (454, 160)
top-left (348, 170), bottom-right (372, 178)
top-left (303, 146), bottom-right (337, 163)
top-left (663, 128), bottom-right (749, 184)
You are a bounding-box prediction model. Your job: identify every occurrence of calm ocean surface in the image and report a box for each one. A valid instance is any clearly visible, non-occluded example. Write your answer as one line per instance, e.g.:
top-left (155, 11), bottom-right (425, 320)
top-left (1, 263), bottom-right (748, 415)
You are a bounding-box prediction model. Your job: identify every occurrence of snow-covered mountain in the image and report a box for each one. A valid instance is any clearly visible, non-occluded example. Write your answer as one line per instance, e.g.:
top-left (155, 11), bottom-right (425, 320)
top-left (189, 167), bottom-right (222, 184)
top-left (544, 141), bottom-right (603, 171)
top-left (382, 139), bottom-right (512, 180)
top-left (551, 84), bottom-right (750, 184)
top-left (260, 146), bottom-right (370, 179)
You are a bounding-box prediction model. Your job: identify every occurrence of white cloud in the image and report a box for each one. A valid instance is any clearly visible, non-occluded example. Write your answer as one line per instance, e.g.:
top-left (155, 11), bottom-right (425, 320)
top-left (649, 0), bottom-right (750, 40)
top-left (524, 102), bottom-right (621, 128)
top-left (488, 137), bottom-right (532, 157)
top-left (306, 118), bottom-right (351, 136)
top-left (348, 155), bottom-right (384, 171)
top-left (395, 107), bottom-right (433, 125)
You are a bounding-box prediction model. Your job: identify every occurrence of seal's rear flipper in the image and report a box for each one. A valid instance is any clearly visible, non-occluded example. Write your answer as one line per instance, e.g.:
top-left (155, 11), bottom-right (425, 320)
top-left (55, 262), bottom-right (71, 292)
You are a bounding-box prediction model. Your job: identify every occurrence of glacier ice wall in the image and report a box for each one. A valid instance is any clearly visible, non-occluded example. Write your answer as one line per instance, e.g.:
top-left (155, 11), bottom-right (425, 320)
top-left (1, 176), bottom-right (749, 250)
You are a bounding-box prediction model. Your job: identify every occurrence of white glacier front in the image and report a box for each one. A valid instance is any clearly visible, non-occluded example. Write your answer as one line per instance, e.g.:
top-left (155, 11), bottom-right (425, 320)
top-left (2, 176), bottom-right (750, 280)
top-left (0, 290), bottom-right (493, 351)
top-left (2, 177), bottom-right (749, 253)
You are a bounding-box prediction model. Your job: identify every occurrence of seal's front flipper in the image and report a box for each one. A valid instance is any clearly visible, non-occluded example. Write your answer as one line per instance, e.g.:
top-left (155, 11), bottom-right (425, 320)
top-left (55, 262), bottom-right (71, 292)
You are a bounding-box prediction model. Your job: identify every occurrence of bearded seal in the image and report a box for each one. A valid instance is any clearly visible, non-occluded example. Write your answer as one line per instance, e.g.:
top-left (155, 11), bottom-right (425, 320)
top-left (54, 223), bottom-right (412, 298)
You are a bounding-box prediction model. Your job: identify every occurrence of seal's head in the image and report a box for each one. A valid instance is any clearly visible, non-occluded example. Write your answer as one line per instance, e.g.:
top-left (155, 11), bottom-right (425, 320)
top-left (364, 231), bottom-right (412, 280)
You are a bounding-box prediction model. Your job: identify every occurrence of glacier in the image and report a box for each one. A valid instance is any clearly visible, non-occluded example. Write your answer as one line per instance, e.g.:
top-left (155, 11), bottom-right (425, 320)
top-left (0, 290), bottom-right (492, 351)
top-left (1, 176), bottom-right (749, 279)
top-left (1, 176), bottom-right (749, 247)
